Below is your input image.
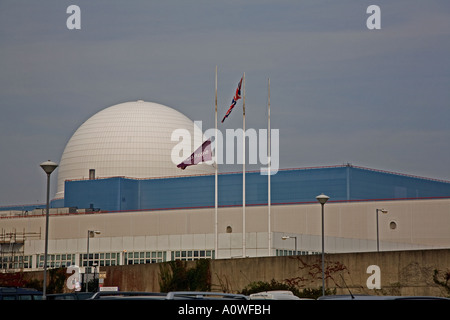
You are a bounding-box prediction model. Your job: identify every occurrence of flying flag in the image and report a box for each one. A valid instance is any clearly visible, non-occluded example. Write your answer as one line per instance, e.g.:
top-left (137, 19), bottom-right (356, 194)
top-left (177, 139), bottom-right (212, 170)
top-left (221, 76), bottom-right (243, 123)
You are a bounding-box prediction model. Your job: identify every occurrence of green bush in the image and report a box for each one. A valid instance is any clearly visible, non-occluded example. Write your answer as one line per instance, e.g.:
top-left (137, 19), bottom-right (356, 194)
top-left (159, 259), bottom-right (211, 292)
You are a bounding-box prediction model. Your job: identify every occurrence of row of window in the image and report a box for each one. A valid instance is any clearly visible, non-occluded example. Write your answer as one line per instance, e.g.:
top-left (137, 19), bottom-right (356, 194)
top-left (1, 249), bottom-right (301, 270)
top-left (1, 255), bottom-right (33, 270)
top-left (2, 250), bottom-right (216, 270)
top-left (3, 249), bottom-right (315, 270)
top-left (3, 249), bottom-right (316, 270)
top-left (37, 254), bottom-right (76, 268)
top-left (276, 250), bottom-right (319, 256)
top-left (80, 252), bottom-right (121, 267)
top-left (124, 251), bottom-right (166, 265)
top-left (172, 250), bottom-right (215, 261)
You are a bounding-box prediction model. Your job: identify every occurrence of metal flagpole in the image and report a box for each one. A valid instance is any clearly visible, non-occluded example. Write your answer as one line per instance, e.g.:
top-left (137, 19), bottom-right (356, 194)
top-left (214, 66), bottom-right (218, 258)
top-left (242, 72), bottom-right (246, 258)
top-left (267, 78), bottom-right (271, 256)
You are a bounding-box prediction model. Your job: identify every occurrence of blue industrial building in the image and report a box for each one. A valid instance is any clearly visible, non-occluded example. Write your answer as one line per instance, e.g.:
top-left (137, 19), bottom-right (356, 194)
top-left (63, 165), bottom-right (450, 212)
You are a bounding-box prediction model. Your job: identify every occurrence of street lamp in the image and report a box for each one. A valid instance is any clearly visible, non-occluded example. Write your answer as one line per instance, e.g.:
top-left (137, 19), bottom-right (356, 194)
top-left (316, 193), bottom-right (329, 297)
top-left (376, 208), bottom-right (388, 252)
top-left (86, 230), bottom-right (101, 292)
top-left (122, 250), bottom-right (127, 265)
top-left (281, 236), bottom-right (298, 255)
top-left (40, 160), bottom-right (58, 300)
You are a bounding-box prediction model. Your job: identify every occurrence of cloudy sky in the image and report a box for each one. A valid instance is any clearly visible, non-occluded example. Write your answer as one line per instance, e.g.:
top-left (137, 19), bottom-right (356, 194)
top-left (1, 1), bottom-right (450, 206)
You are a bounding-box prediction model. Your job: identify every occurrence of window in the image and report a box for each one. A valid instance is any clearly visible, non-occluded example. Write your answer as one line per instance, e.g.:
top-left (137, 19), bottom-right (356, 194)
top-left (1, 255), bottom-right (33, 270)
top-left (38, 254), bottom-right (75, 268)
top-left (171, 250), bottom-right (214, 261)
top-left (275, 250), bottom-right (317, 256)
top-left (125, 251), bottom-right (166, 265)
top-left (81, 252), bottom-right (120, 267)
top-left (389, 221), bottom-right (397, 230)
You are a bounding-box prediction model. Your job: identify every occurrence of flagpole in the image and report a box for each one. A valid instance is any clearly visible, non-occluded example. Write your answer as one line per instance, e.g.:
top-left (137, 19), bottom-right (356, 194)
top-left (214, 66), bottom-right (218, 259)
top-left (268, 78), bottom-right (271, 256)
top-left (242, 72), bottom-right (246, 258)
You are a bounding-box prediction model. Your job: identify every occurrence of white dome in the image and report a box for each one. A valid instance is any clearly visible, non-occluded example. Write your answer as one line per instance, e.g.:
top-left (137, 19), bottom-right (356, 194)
top-left (55, 100), bottom-right (214, 199)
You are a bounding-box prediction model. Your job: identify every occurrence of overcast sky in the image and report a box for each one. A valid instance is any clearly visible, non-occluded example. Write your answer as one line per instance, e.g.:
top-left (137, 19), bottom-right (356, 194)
top-left (1, 1), bottom-right (450, 206)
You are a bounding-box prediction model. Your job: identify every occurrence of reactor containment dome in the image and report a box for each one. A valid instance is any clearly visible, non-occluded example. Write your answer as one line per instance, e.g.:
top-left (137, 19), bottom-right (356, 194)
top-left (55, 100), bottom-right (214, 199)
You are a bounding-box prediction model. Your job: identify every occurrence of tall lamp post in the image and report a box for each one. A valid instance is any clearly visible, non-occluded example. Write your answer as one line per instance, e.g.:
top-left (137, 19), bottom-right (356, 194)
top-left (86, 230), bottom-right (101, 292)
top-left (281, 236), bottom-right (298, 255)
top-left (40, 160), bottom-right (58, 300)
top-left (376, 208), bottom-right (388, 252)
top-left (316, 194), bottom-right (329, 297)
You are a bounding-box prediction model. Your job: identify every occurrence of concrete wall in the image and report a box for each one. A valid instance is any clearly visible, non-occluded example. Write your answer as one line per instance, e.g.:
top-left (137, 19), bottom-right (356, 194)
top-left (100, 249), bottom-right (450, 297)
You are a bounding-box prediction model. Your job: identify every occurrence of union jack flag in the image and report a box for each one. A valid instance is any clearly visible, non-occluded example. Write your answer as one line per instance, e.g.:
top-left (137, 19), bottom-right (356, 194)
top-left (221, 76), bottom-right (243, 123)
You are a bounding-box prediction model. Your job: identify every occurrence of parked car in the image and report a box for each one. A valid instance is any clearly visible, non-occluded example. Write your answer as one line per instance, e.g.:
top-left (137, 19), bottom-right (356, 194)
top-left (0, 287), bottom-right (42, 300)
top-left (88, 291), bottom-right (167, 300)
top-left (317, 294), bottom-right (450, 300)
top-left (88, 290), bottom-right (248, 300)
top-left (248, 290), bottom-right (310, 300)
top-left (165, 291), bottom-right (248, 300)
top-left (46, 292), bottom-right (96, 300)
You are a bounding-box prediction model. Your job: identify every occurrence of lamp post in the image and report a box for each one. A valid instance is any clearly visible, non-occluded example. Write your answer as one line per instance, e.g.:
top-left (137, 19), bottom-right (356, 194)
top-left (281, 236), bottom-right (298, 255)
top-left (316, 194), bottom-right (329, 297)
top-left (376, 208), bottom-right (388, 252)
top-left (86, 230), bottom-right (101, 292)
top-left (122, 250), bottom-right (127, 265)
top-left (39, 160), bottom-right (58, 300)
